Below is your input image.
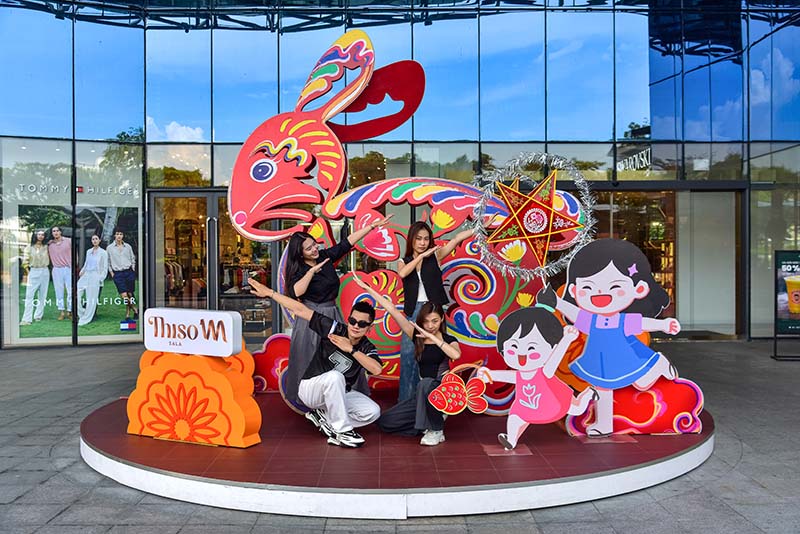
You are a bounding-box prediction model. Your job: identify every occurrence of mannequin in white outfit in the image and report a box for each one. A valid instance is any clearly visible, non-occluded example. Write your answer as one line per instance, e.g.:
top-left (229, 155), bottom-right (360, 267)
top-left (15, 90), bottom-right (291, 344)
top-left (77, 235), bottom-right (109, 327)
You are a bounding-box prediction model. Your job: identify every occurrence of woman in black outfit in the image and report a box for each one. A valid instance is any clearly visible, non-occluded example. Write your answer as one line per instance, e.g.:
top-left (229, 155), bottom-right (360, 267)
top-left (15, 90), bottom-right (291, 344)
top-left (282, 216), bottom-right (392, 411)
top-left (352, 274), bottom-right (461, 446)
top-left (396, 221), bottom-right (472, 402)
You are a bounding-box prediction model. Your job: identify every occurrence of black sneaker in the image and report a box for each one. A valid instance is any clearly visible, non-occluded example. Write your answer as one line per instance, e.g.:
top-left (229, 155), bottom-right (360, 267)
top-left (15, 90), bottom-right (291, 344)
top-left (305, 409), bottom-right (335, 438)
top-left (330, 429), bottom-right (365, 448)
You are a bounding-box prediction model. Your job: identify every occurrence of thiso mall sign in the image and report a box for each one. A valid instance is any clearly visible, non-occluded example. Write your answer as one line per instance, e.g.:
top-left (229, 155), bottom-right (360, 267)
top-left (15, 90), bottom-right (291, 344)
top-left (143, 308), bottom-right (242, 357)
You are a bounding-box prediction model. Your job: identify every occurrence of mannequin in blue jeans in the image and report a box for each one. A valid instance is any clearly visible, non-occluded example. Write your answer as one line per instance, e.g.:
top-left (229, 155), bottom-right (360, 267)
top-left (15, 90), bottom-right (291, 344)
top-left (396, 221), bottom-right (473, 402)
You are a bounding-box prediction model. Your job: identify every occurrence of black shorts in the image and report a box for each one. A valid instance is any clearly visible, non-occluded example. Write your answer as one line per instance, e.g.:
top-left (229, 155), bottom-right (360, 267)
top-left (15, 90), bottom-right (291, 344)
top-left (113, 268), bottom-right (136, 295)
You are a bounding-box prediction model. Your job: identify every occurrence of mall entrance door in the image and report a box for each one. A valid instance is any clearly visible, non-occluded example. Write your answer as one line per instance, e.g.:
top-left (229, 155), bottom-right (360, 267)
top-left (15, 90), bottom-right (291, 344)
top-left (147, 192), bottom-right (274, 343)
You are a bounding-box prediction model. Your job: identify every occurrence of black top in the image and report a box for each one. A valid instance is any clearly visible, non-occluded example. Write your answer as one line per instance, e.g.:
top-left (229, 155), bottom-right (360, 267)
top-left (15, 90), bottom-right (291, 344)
top-left (401, 253), bottom-right (449, 316)
top-left (303, 311), bottom-right (382, 389)
top-left (418, 333), bottom-right (457, 379)
top-left (290, 237), bottom-right (352, 303)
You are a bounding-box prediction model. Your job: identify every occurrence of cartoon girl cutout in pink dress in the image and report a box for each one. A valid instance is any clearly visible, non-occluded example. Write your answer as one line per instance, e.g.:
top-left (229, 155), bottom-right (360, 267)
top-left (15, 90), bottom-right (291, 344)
top-left (478, 306), bottom-right (596, 450)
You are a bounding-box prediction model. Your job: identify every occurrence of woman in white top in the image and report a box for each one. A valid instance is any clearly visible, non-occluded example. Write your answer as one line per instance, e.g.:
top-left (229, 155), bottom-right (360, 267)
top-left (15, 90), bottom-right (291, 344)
top-left (77, 234), bottom-right (109, 326)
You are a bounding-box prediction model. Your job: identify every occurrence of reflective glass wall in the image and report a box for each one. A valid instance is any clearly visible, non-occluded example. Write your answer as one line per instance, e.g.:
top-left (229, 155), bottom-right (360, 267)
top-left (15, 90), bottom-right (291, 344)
top-left (2, 1), bottom-right (800, 343)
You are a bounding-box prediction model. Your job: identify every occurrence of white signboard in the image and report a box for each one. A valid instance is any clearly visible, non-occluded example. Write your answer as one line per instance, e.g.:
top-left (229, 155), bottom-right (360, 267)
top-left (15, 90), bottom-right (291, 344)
top-left (144, 308), bottom-right (242, 357)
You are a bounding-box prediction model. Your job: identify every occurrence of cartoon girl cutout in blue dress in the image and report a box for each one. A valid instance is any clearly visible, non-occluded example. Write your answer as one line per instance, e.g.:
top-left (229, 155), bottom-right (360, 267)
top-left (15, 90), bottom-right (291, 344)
top-left (536, 238), bottom-right (681, 437)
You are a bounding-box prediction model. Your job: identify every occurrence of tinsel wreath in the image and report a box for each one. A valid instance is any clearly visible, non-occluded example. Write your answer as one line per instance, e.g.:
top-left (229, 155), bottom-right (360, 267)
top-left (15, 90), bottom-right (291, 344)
top-left (470, 152), bottom-right (596, 282)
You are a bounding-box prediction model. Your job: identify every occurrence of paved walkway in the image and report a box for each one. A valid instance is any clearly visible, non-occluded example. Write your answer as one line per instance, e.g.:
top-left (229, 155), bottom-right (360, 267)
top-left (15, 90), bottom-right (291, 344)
top-left (1, 340), bottom-right (799, 533)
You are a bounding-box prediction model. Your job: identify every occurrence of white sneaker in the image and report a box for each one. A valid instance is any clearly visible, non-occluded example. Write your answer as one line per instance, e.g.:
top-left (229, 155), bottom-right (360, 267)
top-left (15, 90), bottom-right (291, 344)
top-left (420, 430), bottom-right (445, 446)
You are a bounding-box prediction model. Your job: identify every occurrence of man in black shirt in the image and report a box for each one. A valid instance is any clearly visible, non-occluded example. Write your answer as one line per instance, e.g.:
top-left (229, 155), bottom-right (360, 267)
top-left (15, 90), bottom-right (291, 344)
top-left (249, 278), bottom-right (383, 448)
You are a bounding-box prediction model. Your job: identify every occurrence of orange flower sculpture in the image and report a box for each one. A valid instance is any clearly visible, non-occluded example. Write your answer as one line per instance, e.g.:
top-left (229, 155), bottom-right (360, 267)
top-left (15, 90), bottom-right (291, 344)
top-left (127, 348), bottom-right (261, 448)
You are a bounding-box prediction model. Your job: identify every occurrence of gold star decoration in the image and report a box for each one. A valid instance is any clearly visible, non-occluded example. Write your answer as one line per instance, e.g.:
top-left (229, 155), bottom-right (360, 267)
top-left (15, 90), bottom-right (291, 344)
top-left (487, 170), bottom-right (584, 266)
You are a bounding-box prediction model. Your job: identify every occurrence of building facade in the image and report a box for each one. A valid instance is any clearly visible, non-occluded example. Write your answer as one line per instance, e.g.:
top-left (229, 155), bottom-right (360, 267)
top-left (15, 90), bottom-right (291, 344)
top-left (1, 0), bottom-right (798, 347)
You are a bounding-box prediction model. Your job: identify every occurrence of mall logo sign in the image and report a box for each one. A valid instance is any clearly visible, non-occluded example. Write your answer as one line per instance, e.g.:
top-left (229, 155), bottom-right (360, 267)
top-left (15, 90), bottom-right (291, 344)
top-left (616, 147), bottom-right (652, 172)
top-left (144, 308), bottom-right (242, 357)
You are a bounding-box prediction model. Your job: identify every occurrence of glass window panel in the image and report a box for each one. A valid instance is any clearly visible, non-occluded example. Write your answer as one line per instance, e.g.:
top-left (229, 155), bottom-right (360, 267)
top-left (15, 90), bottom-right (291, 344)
top-left (413, 13), bottom-right (478, 141)
top-left (279, 13), bottom-right (344, 114)
top-left (750, 142), bottom-right (800, 184)
top-left (414, 143), bottom-right (479, 183)
top-left (213, 26), bottom-right (278, 142)
top-left (147, 145), bottom-right (212, 187)
top-left (676, 191), bottom-right (737, 336)
top-left (751, 186), bottom-right (800, 336)
top-left (343, 15), bottom-right (412, 141)
top-left (214, 144), bottom-right (241, 187)
top-left (0, 9), bottom-right (72, 138)
top-left (480, 143), bottom-right (545, 172)
top-left (710, 54), bottom-right (744, 141)
top-left (546, 11), bottom-right (613, 141)
top-left (684, 142), bottom-right (742, 180)
top-left (749, 14), bottom-right (773, 141)
top-left (710, 142), bottom-right (743, 180)
top-left (346, 143), bottom-right (412, 186)
top-left (684, 143), bottom-right (710, 179)
top-left (649, 9), bottom-right (683, 141)
top-left (684, 54), bottom-right (711, 141)
top-left (75, 141), bottom-right (144, 343)
top-left (771, 15), bottom-right (800, 140)
top-left (1, 138), bottom-right (72, 347)
top-left (546, 143), bottom-right (612, 181)
top-left (616, 11), bottom-right (650, 140)
top-left (146, 29), bottom-right (211, 142)
top-left (615, 142), bottom-right (679, 181)
top-left (479, 11), bottom-right (545, 141)
top-left (75, 20), bottom-right (144, 141)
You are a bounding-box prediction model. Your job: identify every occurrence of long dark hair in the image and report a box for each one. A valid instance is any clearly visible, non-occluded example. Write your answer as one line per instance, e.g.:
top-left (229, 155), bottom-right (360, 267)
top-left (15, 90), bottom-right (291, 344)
top-left (30, 229), bottom-right (47, 246)
top-left (404, 221), bottom-right (434, 259)
top-left (284, 231), bottom-right (315, 299)
top-left (563, 238), bottom-right (670, 317)
top-left (413, 301), bottom-right (447, 361)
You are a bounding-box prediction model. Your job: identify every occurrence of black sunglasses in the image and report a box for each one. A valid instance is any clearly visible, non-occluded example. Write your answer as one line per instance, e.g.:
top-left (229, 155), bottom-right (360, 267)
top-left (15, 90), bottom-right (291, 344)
top-left (347, 317), bottom-right (371, 328)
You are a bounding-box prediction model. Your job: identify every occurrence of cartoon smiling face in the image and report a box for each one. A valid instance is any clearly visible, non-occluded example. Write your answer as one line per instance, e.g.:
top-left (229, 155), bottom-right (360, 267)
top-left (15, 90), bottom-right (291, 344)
top-left (569, 261), bottom-right (650, 315)
top-left (501, 324), bottom-right (553, 372)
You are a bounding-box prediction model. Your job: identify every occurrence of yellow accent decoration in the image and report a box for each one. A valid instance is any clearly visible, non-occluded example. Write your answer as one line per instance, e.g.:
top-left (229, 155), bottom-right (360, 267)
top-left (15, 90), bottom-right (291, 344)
top-left (500, 240), bottom-right (527, 263)
top-left (288, 119), bottom-right (315, 136)
top-left (320, 161), bottom-right (338, 168)
top-left (311, 140), bottom-right (336, 146)
top-left (300, 131), bottom-right (329, 138)
top-left (516, 292), bottom-right (534, 307)
top-left (280, 118), bottom-right (292, 133)
top-left (320, 170), bottom-right (334, 181)
top-left (317, 151), bottom-right (342, 159)
top-left (431, 209), bottom-right (456, 231)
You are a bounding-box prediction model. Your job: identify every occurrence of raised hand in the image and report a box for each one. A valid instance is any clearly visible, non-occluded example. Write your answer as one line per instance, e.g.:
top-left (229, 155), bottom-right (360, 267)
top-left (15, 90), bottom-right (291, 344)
top-left (310, 257), bottom-right (330, 275)
top-left (248, 277), bottom-right (273, 299)
top-left (476, 366), bottom-right (493, 383)
top-left (369, 213), bottom-right (395, 229)
top-left (328, 333), bottom-right (354, 354)
top-left (350, 271), bottom-right (372, 291)
top-left (562, 324), bottom-right (579, 342)
top-left (412, 322), bottom-right (436, 341)
top-left (421, 245), bottom-right (441, 258)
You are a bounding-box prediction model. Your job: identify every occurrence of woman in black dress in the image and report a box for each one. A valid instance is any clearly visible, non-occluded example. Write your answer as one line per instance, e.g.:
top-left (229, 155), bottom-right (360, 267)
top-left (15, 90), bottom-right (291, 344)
top-left (282, 216), bottom-right (392, 411)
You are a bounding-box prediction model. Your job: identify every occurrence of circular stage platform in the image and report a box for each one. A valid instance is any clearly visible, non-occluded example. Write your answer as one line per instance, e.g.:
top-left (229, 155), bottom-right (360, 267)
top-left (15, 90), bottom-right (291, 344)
top-left (80, 394), bottom-right (714, 519)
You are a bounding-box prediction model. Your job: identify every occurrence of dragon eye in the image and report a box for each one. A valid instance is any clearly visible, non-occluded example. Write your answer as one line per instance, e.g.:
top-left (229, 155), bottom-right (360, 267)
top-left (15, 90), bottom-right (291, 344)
top-left (250, 159), bottom-right (276, 182)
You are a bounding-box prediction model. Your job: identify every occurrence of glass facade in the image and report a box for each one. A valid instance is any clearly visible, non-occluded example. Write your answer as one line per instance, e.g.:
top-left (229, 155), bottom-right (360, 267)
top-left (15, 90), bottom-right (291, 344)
top-left (1, 1), bottom-right (800, 346)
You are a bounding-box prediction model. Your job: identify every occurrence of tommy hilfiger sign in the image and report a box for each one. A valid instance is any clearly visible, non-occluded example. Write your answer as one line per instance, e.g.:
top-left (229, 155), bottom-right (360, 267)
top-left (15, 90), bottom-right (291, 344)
top-left (143, 308), bottom-right (242, 357)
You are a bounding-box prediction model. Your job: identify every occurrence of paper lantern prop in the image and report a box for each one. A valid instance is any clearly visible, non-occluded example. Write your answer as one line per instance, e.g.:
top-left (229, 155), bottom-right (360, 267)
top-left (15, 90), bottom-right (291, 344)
top-left (127, 347), bottom-right (261, 448)
top-left (428, 371), bottom-right (488, 416)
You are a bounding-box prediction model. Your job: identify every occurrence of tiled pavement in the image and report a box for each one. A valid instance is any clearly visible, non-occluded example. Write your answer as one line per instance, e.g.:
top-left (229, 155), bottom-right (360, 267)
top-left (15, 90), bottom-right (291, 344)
top-left (1, 339), bottom-right (799, 533)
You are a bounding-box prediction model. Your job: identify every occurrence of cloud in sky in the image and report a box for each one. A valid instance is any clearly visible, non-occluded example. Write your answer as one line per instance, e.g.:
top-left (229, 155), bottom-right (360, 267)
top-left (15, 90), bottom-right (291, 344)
top-left (146, 116), bottom-right (205, 142)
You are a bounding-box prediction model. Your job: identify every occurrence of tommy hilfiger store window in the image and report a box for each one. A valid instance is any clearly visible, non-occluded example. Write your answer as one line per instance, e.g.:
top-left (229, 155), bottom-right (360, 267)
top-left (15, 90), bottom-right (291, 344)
top-left (1, 137), bottom-right (144, 346)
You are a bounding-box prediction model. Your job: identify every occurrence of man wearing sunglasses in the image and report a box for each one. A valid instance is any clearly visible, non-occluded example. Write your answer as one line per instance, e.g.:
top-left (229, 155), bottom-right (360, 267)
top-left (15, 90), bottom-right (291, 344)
top-left (249, 278), bottom-right (382, 448)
